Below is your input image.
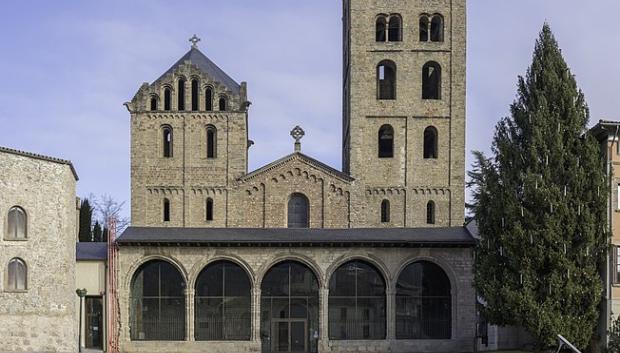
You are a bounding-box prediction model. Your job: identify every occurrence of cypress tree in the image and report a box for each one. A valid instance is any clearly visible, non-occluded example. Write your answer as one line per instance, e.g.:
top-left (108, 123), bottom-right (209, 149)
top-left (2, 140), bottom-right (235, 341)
top-left (78, 199), bottom-right (93, 242)
top-left (92, 221), bottom-right (103, 243)
top-left (470, 24), bottom-right (608, 350)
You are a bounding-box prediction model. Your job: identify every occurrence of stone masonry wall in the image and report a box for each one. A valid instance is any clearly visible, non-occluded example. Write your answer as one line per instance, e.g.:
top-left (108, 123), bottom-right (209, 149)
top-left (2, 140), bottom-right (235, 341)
top-left (0, 151), bottom-right (77, 353)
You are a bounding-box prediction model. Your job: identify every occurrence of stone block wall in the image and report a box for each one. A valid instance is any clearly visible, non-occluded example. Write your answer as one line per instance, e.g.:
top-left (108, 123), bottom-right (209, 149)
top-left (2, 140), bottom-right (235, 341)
top-left (0, 151), bottom-right (77, 353)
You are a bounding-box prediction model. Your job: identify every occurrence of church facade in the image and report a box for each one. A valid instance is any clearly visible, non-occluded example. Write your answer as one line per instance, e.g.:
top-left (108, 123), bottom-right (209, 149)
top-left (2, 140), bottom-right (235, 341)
top-left (115, 0), bottom-right (474, 352)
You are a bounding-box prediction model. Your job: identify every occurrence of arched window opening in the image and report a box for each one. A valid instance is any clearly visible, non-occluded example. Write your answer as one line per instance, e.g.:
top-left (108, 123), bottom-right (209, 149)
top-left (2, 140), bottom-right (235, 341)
top-left (191, 80), bottom-right (199, 111)
top-left (7, 206), bottom-right (27, 240)
top-left (150, 96), bottom-right (158, 111)
top-left (419, 16), bottom-right (430, 42)
top-left (195, 261), bottom-right (251, 340)
top-left (288, 193), bottom-right (309, 228)
top-left (219, 96), bottom-right (227, 112)
top-left (164, 88), bottom-right (172, 111)
top-left (388, 15), bottom-right (402, 42)
top-left (426, 201), bottom-right (436, 225)
top-left (205, 88), bottom-right (213, 111)
top-left (424, 126), bottom-right (438, 159)
top-left (206, 198), bottom-right (214, 221)
top-left (130, 260), bottom-right (186, 341)
top-left (329, 260), bottom-right (386, 340)
top-left (378, 125), bottom-right (394, 158)
top-left (206, 125), bottom-right (217, 159)
top-left (163, 198), bottom-right (171, 222)
top-left (177, 79), bottom-right (186, 111)
top-left (162, 126), bottom-right (173, 158)
top-left (381, 200), bottom-right (390, 223)
top-left (376, 16), bottom-right (387, 42)
top-left (396, 261), bottom-right (451, 339)
top-left (430, 15), bottom-right (444, 42)
top-left (261, 261), bottom-right (319, 352)
top-left (422, 62), bottom-right (441, 100)
top-left (7, 258), bottom-right (27, 291)
top-left (377, 60), bottom-right (396, 100)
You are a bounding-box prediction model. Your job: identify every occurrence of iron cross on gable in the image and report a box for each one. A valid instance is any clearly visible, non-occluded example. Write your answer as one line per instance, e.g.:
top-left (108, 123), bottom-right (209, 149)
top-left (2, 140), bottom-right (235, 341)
top-left (189, 34), bottom-right (201, 48)
top-left (290, 126), bottom-right (305, 152)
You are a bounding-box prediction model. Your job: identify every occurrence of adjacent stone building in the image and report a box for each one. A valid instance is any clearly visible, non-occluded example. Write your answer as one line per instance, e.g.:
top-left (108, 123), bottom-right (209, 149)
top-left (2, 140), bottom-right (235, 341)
top-left (116, 1), bottom-right (475, 353)
top-left (0, 147), bottom-right (78, 353)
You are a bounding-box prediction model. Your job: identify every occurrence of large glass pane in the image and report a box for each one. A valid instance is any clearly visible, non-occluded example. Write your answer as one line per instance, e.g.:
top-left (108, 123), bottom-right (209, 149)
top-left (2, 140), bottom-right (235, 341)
top-left (291, 321), bottom-right (306, 352)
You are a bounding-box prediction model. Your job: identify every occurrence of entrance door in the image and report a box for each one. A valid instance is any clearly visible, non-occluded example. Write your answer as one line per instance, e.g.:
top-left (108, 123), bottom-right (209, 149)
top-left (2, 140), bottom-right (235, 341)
top-left (272, 319), bottom-right (307, 353)
top-left (85, 296), bottom-right (103, 349)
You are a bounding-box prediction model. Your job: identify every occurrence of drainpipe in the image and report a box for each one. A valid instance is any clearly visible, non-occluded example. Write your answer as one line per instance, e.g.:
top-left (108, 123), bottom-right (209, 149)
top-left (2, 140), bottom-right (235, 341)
top-left (607, 125), bottom-right (619, 347)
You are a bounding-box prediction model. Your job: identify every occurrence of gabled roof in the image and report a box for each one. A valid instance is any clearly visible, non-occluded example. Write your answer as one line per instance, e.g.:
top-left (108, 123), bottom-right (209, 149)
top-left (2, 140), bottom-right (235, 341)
top-left (117, 226), bottom-right (476, 247)
top-left (240, 152), bottom-right (354, 183)
top-left (154, 47), bottom-right (241, 95)
top-left (0, 146), bottom-right (78, 180)
top-left (590, 119), bottom-right (620, 141)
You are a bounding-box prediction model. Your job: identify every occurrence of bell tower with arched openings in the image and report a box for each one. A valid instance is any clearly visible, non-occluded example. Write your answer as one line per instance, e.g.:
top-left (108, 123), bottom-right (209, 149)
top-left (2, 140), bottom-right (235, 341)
top-left (343, 0), bottom-right (466, 227)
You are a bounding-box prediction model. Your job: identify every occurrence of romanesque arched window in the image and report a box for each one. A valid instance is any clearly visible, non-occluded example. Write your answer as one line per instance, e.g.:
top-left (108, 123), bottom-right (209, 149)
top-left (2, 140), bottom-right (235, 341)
top-left (162, 126), bottom-right (173, 158)
top-left (378, 124), bottom-right (394, 158)
top-left (419, 16), bottom-right (429, 42)
top-left (381, 200), bottom-right (390, 223)
top-left (424, 126), bottom-right (438, 159)
top-left (206, 198), bottom-right (214, 221)
top-left (7, 206), bottom-right (27, 240)
top-left (191, 79), bottom-right (199, 111)
top-left (163, 198), bottom-right (171, 222)
top-left (377, 60), bottom-right (396, 100)
top-left (329, 260), bottom-right (386, 340)
top-left (426, 201), bottom-right (436, 225)
top-left (177, 79), bottom-right (186, 111)
top-left (130, 260), bottom-right (185, 340)
top-left (195, 261), bottom-right (251, 340)
top-left (164, 88), bottom-right (172, 111)
top-left (150, 96), bottom-right (158, 111)
top-left (388, 15), bottom-right (402, 42)
top-left (206, 125), bottom-right (217, 159)
top-left (422, 61), bottom-right (441, 100)
top-left (430, 15), bottom-right (444, 42)
top-left (6, 258), bottom-right (27, 291)
top-left (376, 15), bottom-right (387, 42)
top-left (288, 193), bottom-right (309, 228)
top-left (396, 261), bottom-right (451, 339)
top-left (219, 96), bottom-right (227, 112)
top-left (205, 88), bottom-right (213, 111)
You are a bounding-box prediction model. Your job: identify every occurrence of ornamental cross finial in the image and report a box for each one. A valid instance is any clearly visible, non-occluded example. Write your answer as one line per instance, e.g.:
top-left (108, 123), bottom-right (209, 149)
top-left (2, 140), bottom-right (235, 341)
top-left (290, 126), bottom-right (305, 152)
top-left (189, 34), bottom-right (201, 48)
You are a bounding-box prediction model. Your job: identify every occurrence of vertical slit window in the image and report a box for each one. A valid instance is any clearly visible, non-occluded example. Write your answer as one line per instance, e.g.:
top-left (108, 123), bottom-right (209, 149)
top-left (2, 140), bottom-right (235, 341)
top-left (206, 198), bottom-right (214, 221)
top-left (162, 126), bottom-right (173, 158)
top-left (377, 60), bottom-right (396, 100)
top-left (164, 88), bottom-right (171, 111)
top-left (422, 62), bottom-right (441, 100)
top-left (430, 15), bottom-right (444, 42)
top-left (381, 200), bottom-right (390, 223)
top-left (163, 198), bottom-right (171, 222)
top-left (178, 79), bottom-right (186, 111)
top-left (191, 80), bottom-right (199, 111)
top-left (205, 88), bottom-right (213, 111)
top-left (419, 16), bottom-right (429, 42)
top-left (150, 96), bottom-right (158, 111)
top-left (207, 125), bottom-right (217, 159)
top-left (424, 126), bottom-right (438, 159)
top-left (376, 16), bottom-right (387, 42)
top-left (378, 125), bottom-right (394, 158)
top-left (427, 201), bottom-right (436, 225)
top-left (388, 15), bottom-right (402, 42)
top-left (219, 97), bottom-right (227, 112)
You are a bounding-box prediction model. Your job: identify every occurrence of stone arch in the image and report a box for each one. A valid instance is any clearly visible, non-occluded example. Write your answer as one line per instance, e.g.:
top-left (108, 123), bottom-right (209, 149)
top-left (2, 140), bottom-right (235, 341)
top-left (256, 253), bottom-right (324, 289)
top-left (325, 252), bottom-right (391, 290)
top-left (188, 254), bottom-right (256, 291)
top-left (124, 255), bottom-right (189, 290)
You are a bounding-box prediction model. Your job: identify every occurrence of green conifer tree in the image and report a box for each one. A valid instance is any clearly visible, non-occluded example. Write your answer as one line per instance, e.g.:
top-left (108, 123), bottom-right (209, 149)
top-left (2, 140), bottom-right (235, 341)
top-left (92, 221), bottom-right (103, 243)
top-left (470, 24), bottom-right (608, 350)
top-left (78, 199), bottom-right (93, 242)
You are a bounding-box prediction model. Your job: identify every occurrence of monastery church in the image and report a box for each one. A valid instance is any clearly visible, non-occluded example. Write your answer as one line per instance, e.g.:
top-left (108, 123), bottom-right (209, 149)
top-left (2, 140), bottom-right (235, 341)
top-left (0, 1), bottom-right (483, 353)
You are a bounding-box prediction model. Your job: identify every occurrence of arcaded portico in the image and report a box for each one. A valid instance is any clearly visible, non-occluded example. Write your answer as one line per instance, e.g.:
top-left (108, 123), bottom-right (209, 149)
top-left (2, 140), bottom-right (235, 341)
top-left (115, 228), bottom-right (475, 353)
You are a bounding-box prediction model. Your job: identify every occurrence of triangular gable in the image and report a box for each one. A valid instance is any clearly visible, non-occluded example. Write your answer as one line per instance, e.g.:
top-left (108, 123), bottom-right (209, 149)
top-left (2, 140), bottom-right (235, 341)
top-left (240, 152), bottom-right (354, 183)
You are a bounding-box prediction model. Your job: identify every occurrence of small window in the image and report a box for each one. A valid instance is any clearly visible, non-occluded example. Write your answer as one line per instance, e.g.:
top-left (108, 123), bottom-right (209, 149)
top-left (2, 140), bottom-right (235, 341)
top-left (381, 200), bottom-right (390, 223)
top-left (164, 88), bottom-right (172, 111)
top-left (388, 15), bottom-right (402, 42)
top-left (376, 16), bottom-right (387, 42)
top-left (205, 88), bottom-right (213, 111)
top-left (427, 201), bottom-right (436, 225)
top-left (424, 126), bottom-right (438, 159)
top-left (7, 206), bottom-right (27, 240)
top-left (7, 258), bottom-right (27, 291)
top-left (178, 79), bottom-right (186, 111)
top-left (419, 16), bottom-right (429, 42)
top-left (430, 15), bottom-right (444, 42)
top-left (616, 246), bottom-right (620, 284)
top-left (206, 125), bottom-right (217, 159)
top-left (150, 96), bottom-right (158, 111)
top-left (191, 80), bottom-right (199, 111)
top-left (378, 125), bottom-right (394, 158)
top-left (617, 184), bottom-right (620, 210)
top-left (162, 126), bottom-right (173, 158)
top-left (377, 60), bottom-right (396, 100)
top-left (163, 198), bottom-right (171, 222)
top-left (422, 61), bottom-right (441, 100)
top-left (206, 198), bottom-right (214, 221)
top-left (288, 193), bottom-right (309, 228)
top-left (219, 96), bottom-right (227, 111)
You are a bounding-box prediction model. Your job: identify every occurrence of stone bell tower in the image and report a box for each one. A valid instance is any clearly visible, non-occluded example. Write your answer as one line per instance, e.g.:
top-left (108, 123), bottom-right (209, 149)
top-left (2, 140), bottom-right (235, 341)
top-left (343, 0), bottom-right (466, 227)
top-left (127, 35), bottom-right (250, 228)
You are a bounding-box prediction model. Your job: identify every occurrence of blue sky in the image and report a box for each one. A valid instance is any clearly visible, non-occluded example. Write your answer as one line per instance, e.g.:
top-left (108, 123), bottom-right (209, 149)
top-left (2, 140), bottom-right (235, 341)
top-left (1, 1), bottom-right (618, 218)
